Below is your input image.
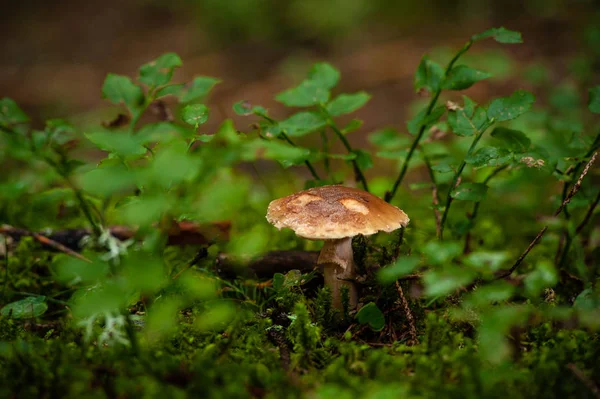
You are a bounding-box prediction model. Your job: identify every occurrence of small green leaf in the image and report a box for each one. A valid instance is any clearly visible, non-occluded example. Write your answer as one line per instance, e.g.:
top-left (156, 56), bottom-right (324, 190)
top-left (378, 257), bottom-right (420, 284)
top-left (1, 296), bottom-right (48, 319)
top-left (353, 149), bottom-right (373, 170)
top-left (451, 182), bottom-right (488, 201)
top-left (431, 162), bottom-right (455, 173)
top-left (465, 146), bottom-right (513, 167)
top-left (85, 130), bottom-right (146, 157)
top-left (424, 267), bottom-right (476, 297)
top-left (588, 86), bottom-right (600, 114)
top-left (307, 63), bottom-right (340, 89)
top-left (78, 160), bottom-right (137, 196)
top-left (102, 74), bottom-right (144, 112)
top-left (422, 241), bottom-right (462, 265)
top-left (0, 98), bottom-right (29, 127)
top-left (232, 101), bottom-right (267, 116)
top-left (342, 119), bottom-right (363, 134)
top-left (407, 106), bottom-right (445, 135)
top-left (154, 83), bottom-right (184, 98)
top-left (279, 111), bottom-right (327, 137)
top-left (491, 127), bottom-right (531, 152)
top-left (487, 90), bottom-right (535, 122)
top-left (524, 260), bottom-right (558, 297)
top-left (414, 56), bottom-right (445, 92)
top-left (447, 96), bottom-right (488, 137)
top-left (276, 80), bottom-right (330, 107)
top-left (472, 27), bottom-right (523, 44)
top-left (368, 127), bottom-right (409, 148)
top-left (326, 92), bottom-right (371, 116)
top-left (179, 76), bottom-right (221, 103)
top-left (138, 53), bottom-right (182, 87)
top-left (181, 104), bottom-right (209, 127)
top-left (443, 65), bottom-right (492, 90)
top-left (355, 302), bottom-right (385, 331)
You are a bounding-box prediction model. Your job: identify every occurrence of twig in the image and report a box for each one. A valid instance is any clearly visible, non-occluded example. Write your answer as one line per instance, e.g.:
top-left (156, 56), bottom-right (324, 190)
top-left (385, 40), bottom-right (474, 203)
top-left (395, 281), bottom-right (418, 345)
top-left (2, 235), bottom-right (8, 300)
top-left (567, 363), bottom-right (600, 399)
top-left (32, 233), bottom-right (92, 263)
top-left (172, 247), bottom-right (209, 279)
top-left (497, 152), bottom-right (597, 279)
top-left (576, 189), bottom-right (600, 234)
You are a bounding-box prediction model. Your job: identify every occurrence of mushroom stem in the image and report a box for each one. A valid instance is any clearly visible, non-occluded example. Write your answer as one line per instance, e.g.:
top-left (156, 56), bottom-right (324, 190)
top-left (317, 237), bottom-right (358, 311)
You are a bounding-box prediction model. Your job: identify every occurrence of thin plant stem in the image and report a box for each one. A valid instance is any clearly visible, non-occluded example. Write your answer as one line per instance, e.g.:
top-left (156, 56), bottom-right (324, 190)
top-left (421, 148), bottom-right (442, 236)
top-left (386, 40), bottom-right (473, 203)
top-left (497, 152), bottom-right (597, 279)
top-left (280, 132), bottom-right (321, 180)
top-left (439, 121), bottom-right (492, 240)
top-left (2, 235), bottom-right (8, 300)
top-left (464, 165), bottom-right (509, 252)
top-left (321, 130), bottom-right (331, 178)
top-left (327, 121), bottom-right (369, 191)
top-left (575, 189), bottom-right (600, 235)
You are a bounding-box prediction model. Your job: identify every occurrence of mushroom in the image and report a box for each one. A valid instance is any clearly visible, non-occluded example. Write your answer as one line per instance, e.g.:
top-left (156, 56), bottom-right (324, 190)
top-left (266, 185), bottom-right (409, 310)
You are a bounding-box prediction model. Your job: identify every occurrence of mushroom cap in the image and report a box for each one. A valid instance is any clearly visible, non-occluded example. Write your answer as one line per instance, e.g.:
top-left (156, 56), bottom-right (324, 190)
top-left (266, 185), bottom-right (409, 240)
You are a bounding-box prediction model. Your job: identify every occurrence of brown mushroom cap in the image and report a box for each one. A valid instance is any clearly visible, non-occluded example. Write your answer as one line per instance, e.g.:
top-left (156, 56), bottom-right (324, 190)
top-left (266, 185), bottom-right (409, 240)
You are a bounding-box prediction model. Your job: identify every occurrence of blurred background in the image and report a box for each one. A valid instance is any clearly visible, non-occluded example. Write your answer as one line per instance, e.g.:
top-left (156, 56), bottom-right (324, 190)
top-left (2, 0), bottom-right (600, 133)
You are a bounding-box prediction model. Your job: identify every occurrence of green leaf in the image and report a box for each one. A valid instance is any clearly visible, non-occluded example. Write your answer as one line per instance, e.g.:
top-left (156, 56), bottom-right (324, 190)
top-left (326, 92), bottom-right (371, 116)
top-left (368, 127), bottom-right (409, 148)
top-left (487, 90), bottom-right (535, 122)
top-left (276, 80), bottom-right (330, 107)
top-left (245, 140), bottom-right (311, 165)
top-left (464, 251), bottom-right (510, 273)
top-left (424, 267), bottom-right (476, 297)
top-left (414, 56), bottom-right (445, 92)
top-left (464, 281), bottom-right (515, 307)
top-left (524, 260), bottom-right (558, 297)
top-left (275, 63), bottom-right (340, 107)
top-left (181, 104), bottom-right (209, 127)
top-left (85, 130), bottom-right (147, 157)
top-left (78, 160), bottom-right (137, 197)
top-left (279, 111), bottom-right (327, 137)
top-left (378, 257), bottom-right (420, 284)
top-left (55, 254), bottom-right (110, 284)
top-left (353, 149), bottom-right (373, 170)
top-left (407, 106), bottom-right (445, 135)
top-left (472, 27), bottom-right (523, 44)
top-left (422, 241), bottom-right (462, 265)
top-left (138, 53), bottom-right (182, 87)
top-left (102, 74), bottom-right (144, 112)
top-left (447, 96), bottom-right (488, 137)
top-left (307, 63), bottom-right (340, 89)
top-left (491, 127), bottom-right (531, 152)
top-left (0, 98), bottom-right (29, 127)
top-left (179, 76), bottom-right (221, 103)
top-left (154, 83), bottom-right (184, 98)
top-left (451, 182), bottom-right (488, 201)
top-left (232, 101), bottom-right (267, 116)
top-left (136, 122), bottom-right (195, 143)
top-left (465, 146), bottom-right (513, 167)
top-left (588, 86), bottom-right (600, 114)
top-left (355, 302), bottom-right (385, 331)
top-left (342, 119), bottom-right (363, 134)
top-left (1, 296), bottom-right (48, 319)
top-left (442, 65), bottom-right (492, 90)
top-left (431, 162), bottom-right (455, 173)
